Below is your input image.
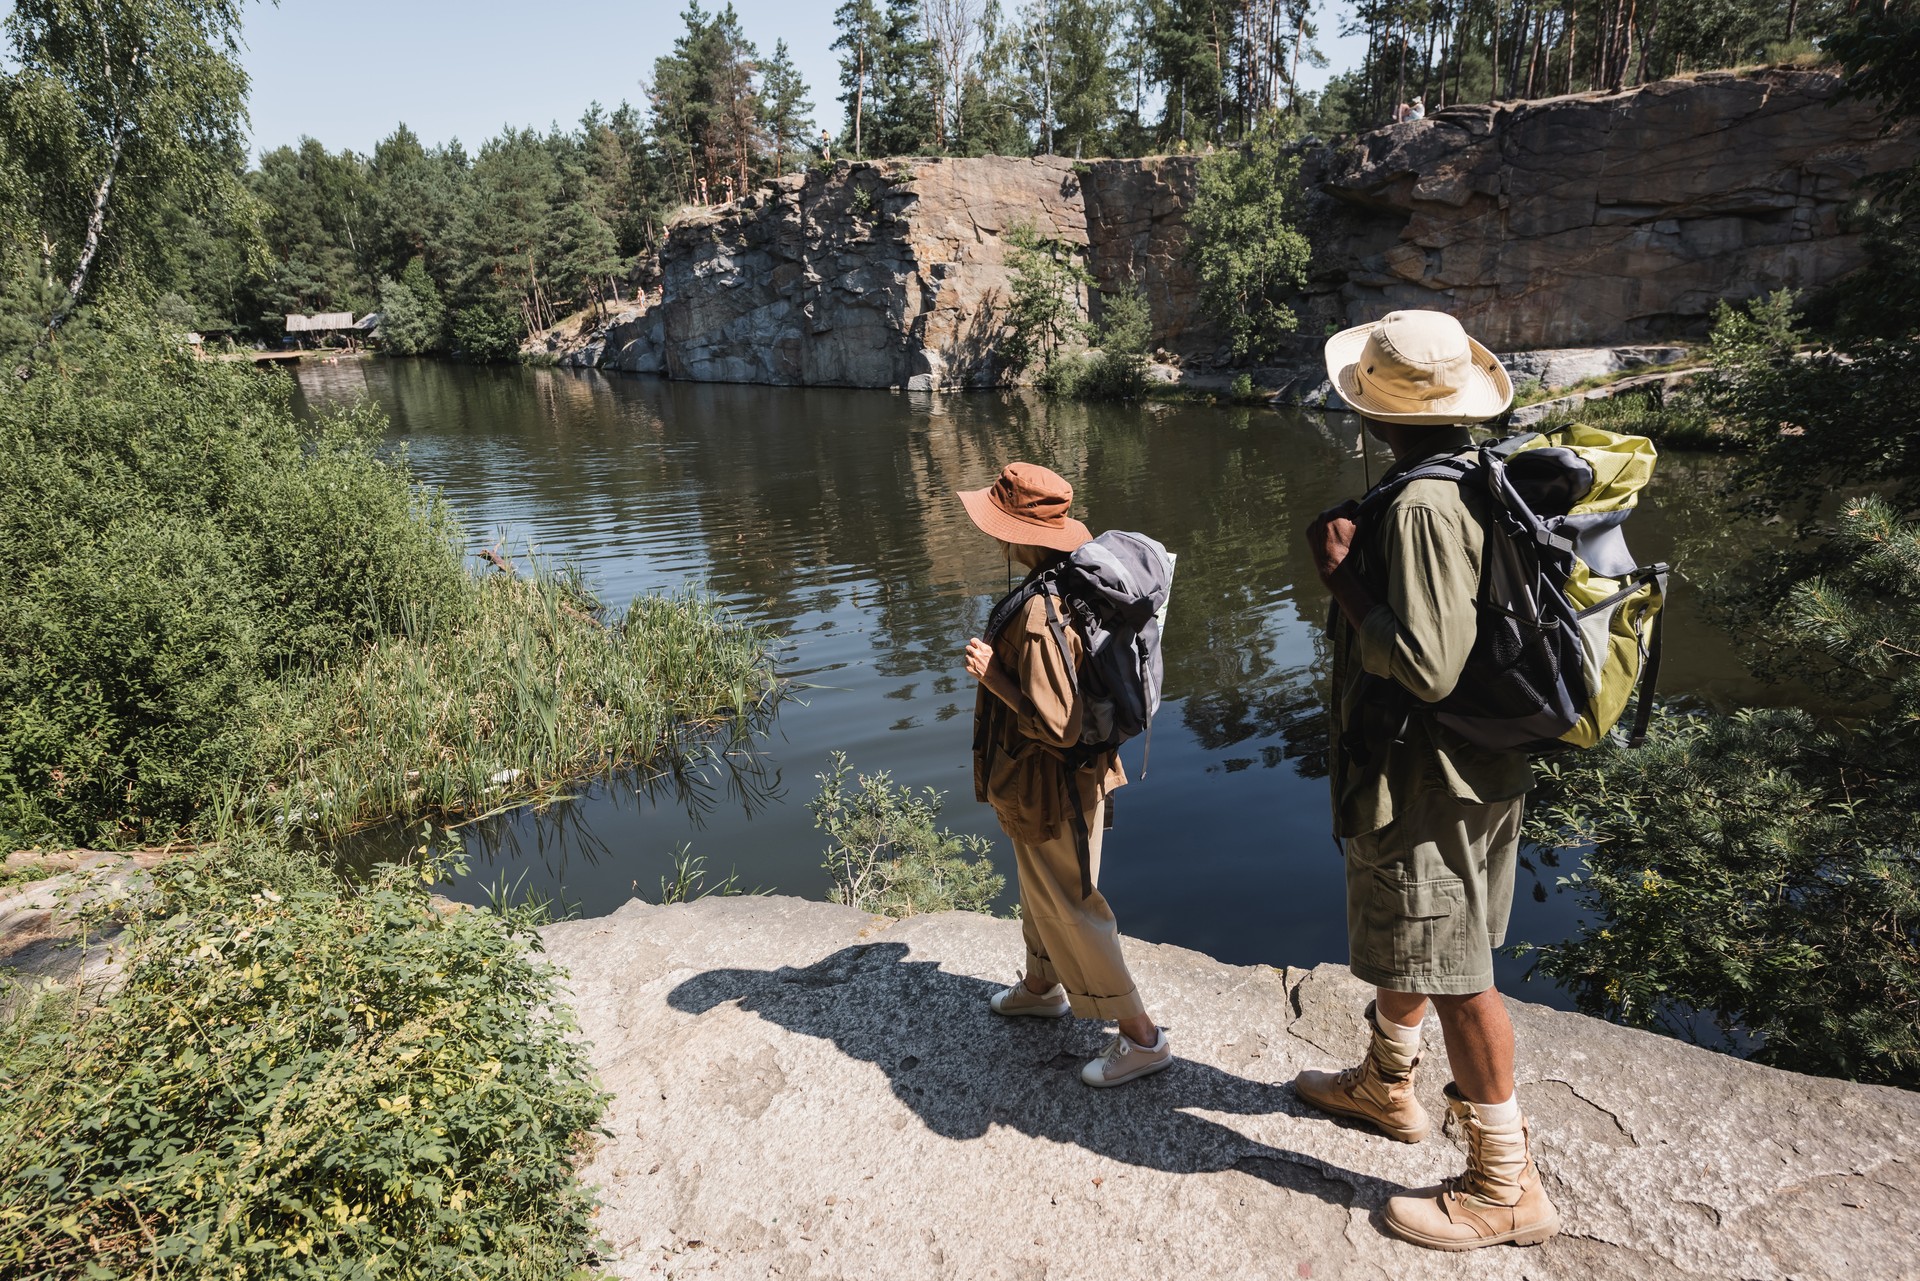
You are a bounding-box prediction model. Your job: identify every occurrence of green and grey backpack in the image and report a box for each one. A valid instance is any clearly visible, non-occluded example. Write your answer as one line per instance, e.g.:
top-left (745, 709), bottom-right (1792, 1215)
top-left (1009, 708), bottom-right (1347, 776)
top-left (1354, 423), bottom-right (1668, 753)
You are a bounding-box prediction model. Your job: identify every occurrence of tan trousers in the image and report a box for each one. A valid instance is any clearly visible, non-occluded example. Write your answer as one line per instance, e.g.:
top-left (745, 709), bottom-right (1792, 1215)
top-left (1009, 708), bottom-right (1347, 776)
top-left (1013, 797), bottom-right (1145, 1020)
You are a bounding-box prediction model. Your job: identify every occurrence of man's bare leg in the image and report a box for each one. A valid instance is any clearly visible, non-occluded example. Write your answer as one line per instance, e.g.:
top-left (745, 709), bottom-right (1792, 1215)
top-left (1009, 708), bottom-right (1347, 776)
top-left (1377, 986), bottom-right (1514, 1104)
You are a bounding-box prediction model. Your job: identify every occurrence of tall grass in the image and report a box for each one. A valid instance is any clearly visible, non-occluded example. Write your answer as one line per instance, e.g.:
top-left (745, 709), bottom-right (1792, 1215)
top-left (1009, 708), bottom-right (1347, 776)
top-left (247, 568), bottom-right (780, 837)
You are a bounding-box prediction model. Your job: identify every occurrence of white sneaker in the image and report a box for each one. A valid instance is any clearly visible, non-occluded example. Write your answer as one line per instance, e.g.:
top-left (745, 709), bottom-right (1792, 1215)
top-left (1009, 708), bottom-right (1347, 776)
top-left (1080, 1029), bottom-right (1173, 1087)
top-left (990, 981), bottom-right (1071, 1018)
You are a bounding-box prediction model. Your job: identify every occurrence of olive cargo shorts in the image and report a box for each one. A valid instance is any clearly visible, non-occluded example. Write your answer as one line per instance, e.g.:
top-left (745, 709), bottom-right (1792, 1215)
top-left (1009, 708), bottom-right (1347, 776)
top-left (1343, 788), bottom-right (1522, 997)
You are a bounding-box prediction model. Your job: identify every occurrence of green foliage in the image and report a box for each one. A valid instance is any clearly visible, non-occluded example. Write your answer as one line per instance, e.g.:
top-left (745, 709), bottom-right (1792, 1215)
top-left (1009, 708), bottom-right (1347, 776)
top-left (655, 844), bottom-right (753, 903)
top-left (450, 302), bottom-right (524, 363)
top-left (0, 833), bottom-right (608, 1277)
top-left (832, 0), bottom-right (938, 157)
top-left (1687, 291), bottom-right (1920, 522)
top-left (1523, 500), bottom-right (1920, 1086)
top-left (0, 0), bottom-right (256, 327)
top-left (1525, 291), bottom-right (1920, 1085)
top-left (377, 257), bottom-right (447, 355)
top-left (1040, 281), bottom-right (1153, 399)
top-left (810, 751), bottom-right (1005, 917)
top-left (1187, 123), bottom-right (1311, 361)
top-left (0, 313), bottom-right (468, 846)
top-left (252, 576), bottom-right (779, 837)
top-left (1001, 221), bottom-right (1092, 377)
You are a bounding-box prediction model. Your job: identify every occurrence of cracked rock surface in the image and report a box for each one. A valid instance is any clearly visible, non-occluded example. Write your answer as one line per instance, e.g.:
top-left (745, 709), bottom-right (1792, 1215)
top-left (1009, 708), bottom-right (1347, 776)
top-left (544, 895), bottom-right (1920, 1280)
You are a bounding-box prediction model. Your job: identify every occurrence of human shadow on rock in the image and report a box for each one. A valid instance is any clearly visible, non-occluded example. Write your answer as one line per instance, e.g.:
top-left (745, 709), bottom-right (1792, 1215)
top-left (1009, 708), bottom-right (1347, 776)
top-left (667, 941), bottom-right (1395, 1211)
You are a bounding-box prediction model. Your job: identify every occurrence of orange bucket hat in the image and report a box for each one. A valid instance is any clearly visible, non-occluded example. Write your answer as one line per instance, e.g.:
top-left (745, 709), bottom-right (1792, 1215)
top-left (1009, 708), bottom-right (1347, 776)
top-left (957, 463), bottom-right (1091, 553)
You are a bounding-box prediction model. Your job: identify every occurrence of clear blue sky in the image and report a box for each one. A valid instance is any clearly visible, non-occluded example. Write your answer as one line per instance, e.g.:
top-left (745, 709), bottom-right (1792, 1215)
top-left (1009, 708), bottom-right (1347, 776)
top-left (90, 0), bottom-right (1364, 158)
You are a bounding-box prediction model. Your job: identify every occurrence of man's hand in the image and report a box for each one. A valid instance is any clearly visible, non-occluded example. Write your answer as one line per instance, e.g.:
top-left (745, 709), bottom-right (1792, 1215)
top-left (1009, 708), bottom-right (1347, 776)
top-left (1306, 499), bottom-right (1361, 583)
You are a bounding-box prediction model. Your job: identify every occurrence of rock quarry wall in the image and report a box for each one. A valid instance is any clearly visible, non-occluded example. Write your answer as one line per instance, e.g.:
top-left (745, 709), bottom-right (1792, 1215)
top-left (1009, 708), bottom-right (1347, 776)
top-left (579, 67), bottom-right (1913, 389)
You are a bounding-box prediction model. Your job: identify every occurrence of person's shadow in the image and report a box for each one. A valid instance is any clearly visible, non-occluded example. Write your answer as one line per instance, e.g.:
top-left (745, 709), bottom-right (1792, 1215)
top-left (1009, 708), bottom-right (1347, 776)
top-left (668, 941), bottom-right (1398, 1212)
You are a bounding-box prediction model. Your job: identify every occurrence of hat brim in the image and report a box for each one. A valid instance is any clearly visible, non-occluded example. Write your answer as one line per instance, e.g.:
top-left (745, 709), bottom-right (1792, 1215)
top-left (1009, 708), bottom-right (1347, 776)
top-left (958, 486), bottom-right (1091, 553)
top-left (1324, 321), bottom-right (1514, 424)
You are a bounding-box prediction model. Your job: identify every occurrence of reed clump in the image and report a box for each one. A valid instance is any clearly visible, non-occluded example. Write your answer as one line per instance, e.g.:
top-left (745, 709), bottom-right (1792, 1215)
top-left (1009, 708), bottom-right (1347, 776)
top-left (249, 569), bottom-right (779, 837)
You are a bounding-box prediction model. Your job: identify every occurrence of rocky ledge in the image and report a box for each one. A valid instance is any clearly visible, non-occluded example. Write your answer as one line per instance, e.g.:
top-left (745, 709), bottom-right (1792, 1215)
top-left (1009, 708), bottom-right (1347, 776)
top-left (544, 895), bottom-right (1918, 1280)
top-left (541, 68), bottom-right (1912, 391)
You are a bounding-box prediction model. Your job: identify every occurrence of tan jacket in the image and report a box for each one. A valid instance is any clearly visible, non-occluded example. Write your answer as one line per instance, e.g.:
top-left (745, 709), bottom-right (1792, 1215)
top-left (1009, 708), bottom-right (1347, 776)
top-left (1328, 429), bottom-right (1533, 838)
top-left (972, 592), bottom-right (1126, 844)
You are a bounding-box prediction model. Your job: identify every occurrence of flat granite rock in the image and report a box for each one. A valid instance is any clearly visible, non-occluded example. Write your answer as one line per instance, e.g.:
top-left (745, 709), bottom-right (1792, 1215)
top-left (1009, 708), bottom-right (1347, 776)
top-left (543, 896), bottom-right (1919, 1280)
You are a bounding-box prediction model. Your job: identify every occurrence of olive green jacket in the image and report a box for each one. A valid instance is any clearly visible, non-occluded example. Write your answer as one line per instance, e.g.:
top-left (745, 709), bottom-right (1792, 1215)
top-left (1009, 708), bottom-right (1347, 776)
top-left (1327, 429), bottom-right (1533, 838)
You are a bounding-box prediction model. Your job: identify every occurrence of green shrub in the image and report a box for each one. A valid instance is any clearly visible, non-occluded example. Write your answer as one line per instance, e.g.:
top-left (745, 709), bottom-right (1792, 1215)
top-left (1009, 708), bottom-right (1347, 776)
top-left (377, 258), bottom-right (447, 355)
top-left (1186, 121), bottom-right (1312, 361)
top-left (450, 303), bottom-right (523, 363)
top-left (810, 751), bottom-right (1004, 917)
top-left (0, 833), bottom-right (608, 1277)
top-left (1076, 285), bottom-right (1154, 401)
top-left (1523, 496), bottom-right (1920, 1087)
top-left (0, 316), bottom-right (467, 846)
top-left (1000, 222), bottom-right (1092, 379)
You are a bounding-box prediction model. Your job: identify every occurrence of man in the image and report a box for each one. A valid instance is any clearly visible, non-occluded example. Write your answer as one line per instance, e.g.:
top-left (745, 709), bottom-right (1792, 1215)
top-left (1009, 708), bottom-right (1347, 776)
top-left (1296, 310), bottom-right (1560, 1251)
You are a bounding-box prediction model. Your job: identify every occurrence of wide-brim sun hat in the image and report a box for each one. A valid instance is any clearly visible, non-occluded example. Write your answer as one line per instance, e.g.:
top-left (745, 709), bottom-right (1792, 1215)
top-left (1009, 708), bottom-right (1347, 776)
top-left (957, 462), bottom-right (1091, 554)
top-left (1324, 309), bottom-right (1513, 425)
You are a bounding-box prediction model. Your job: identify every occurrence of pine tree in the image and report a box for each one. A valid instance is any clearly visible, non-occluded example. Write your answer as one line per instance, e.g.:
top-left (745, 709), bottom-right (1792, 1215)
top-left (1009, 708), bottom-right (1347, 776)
top-left (760, 40), bottom-right (816, 177)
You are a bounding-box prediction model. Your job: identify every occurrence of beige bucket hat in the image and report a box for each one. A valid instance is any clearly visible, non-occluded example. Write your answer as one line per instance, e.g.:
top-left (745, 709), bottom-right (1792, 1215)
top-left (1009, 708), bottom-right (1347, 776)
top-left (1324, 309), bottom-right (1513, 424)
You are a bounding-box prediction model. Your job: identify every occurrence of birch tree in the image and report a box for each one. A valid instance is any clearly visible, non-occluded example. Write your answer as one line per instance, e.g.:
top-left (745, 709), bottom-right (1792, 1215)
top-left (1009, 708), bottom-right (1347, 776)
top-left (1, 0), bottom-right (255, 337)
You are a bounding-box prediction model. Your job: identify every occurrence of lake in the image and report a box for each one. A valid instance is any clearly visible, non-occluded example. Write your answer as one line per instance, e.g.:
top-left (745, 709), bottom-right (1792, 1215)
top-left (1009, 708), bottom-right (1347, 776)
top-left (293, 358), bottom-right (1752, 1010)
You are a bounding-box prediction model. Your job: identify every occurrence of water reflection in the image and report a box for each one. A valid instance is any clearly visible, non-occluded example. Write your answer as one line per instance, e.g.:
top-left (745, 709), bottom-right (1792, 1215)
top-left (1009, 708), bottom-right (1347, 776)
top-left (295, 360), bottom-right (1752, 1010)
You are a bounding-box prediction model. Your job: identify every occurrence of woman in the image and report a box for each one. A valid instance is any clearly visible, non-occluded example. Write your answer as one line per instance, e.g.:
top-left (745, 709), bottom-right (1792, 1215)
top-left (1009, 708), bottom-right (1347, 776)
top-left (957, 462), bottom-right (1171, 1088)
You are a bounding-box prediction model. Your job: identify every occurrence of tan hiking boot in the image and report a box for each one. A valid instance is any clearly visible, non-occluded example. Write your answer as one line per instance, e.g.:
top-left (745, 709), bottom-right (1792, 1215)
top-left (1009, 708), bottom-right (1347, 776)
top-left (1293, 1000), bottom-right (1430, 1143)
top-left (1383, 1084), bottom-right (1561, 1251)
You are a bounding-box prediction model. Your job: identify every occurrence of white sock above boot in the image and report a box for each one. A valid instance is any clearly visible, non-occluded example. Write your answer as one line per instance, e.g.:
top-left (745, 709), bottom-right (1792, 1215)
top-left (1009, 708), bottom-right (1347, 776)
top-left (1475, 1091), bottom-right (1521, 1128)
top-left (1375, 1006), bottom-right (1425, 1048)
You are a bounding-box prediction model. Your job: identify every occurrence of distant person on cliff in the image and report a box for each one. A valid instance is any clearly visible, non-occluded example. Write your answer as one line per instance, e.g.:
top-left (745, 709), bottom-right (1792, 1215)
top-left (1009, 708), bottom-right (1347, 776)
top-left (1408, 96), bottom-right (1426, 121)
top-left (1296, 310), bottom-right (1560, 1250)
top-left (1393, 100), bottom-right (1411, 123)
top-left (819, 130), bottom-right (832, 162)
top-left (958, 463), bottom-right (1171, 1088)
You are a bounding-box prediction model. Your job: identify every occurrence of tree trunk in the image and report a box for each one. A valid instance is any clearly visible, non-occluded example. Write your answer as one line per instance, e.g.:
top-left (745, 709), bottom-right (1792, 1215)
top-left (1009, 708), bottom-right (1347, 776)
top-left (59, 129), bottom-right (125, 322)
top-left (1564, 5), bottom-right (1577, 94)
top-left (1524, 10), bottom-right (1545, 97)
top-left (1637, 0), bottom-right (1660, 84)
top-left (1288, 8), bottom-right (1304, 113)
top-left (856, 42), bottom-right (866, 158)
top-left (1490, 0), bottom-right (1501, 100)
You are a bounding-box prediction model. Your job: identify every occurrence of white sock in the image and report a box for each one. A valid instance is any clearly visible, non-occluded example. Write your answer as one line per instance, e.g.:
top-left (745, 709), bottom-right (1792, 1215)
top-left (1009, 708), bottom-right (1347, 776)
top-left (1475, 1092), bottom-right (1521, 1128)
top-left (1375, 1006), bottom-right (1425, 1048)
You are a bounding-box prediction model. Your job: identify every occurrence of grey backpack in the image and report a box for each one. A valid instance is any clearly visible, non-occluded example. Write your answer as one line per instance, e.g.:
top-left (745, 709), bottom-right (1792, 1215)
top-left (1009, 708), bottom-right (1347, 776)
top-left (983, 529), bottom-right (1177, 898)
top-left (985, 529), bottom-right (1178, 761)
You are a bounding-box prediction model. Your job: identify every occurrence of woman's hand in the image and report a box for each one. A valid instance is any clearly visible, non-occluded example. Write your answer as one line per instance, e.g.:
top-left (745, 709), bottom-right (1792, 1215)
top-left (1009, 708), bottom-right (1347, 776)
top-left (963, 637), bottom-right (996, 682)
top-left (964, 637), bottom-right (1024, 714)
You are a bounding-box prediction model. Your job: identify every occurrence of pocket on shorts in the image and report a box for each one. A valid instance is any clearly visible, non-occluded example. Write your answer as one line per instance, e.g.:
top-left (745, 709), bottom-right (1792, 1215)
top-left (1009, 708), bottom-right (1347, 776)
top-left (1359, 873), bottom-right (1466, 981)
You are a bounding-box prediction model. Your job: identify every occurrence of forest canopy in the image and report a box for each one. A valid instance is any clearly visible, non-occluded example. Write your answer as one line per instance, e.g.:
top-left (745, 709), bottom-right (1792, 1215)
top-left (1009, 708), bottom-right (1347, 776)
top-left (0, 0), bottom-right (1857, 358)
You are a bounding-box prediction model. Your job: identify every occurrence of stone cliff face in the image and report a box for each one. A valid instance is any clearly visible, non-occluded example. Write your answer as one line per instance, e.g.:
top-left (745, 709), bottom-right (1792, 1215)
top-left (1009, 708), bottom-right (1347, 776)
top-left (579, 68), bottom-right (1911, 389)
top-left (616, 156), bottom-right (1086, 390)
top-left (1305, 68), bottom-right (1915, 350)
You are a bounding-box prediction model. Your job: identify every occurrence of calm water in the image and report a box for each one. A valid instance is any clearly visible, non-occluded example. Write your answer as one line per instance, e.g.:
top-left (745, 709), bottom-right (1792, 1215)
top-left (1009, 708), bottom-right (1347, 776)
top-left (292, 358), bottom-right (1752, 1010)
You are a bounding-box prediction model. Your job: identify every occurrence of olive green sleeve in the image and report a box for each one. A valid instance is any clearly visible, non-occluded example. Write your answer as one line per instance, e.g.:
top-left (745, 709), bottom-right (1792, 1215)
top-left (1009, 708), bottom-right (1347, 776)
top-left (1356, 498), bottom-right (1482, 704)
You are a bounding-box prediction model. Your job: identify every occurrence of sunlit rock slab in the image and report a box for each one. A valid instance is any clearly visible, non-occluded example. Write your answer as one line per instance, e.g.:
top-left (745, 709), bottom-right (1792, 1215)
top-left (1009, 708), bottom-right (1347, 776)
top-left (545, 894), bottom-right (1920, 1280)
